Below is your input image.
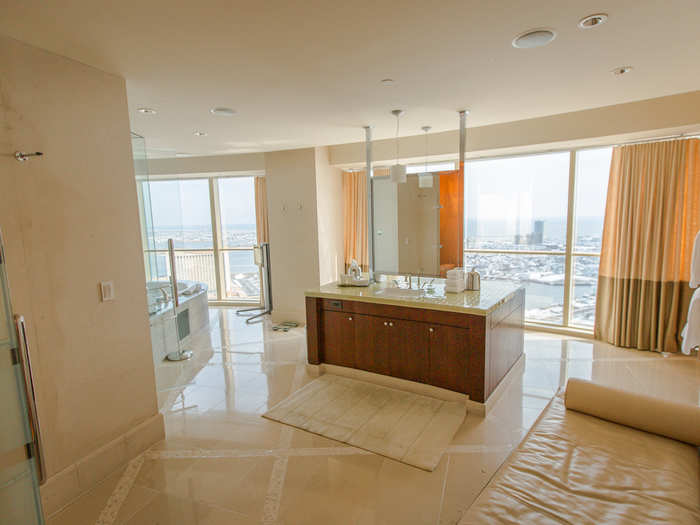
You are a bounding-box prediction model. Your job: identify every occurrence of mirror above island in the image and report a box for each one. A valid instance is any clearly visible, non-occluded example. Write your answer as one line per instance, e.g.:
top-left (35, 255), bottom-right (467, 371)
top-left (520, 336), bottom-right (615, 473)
top-left (372, 168), bottom-right (464, 278)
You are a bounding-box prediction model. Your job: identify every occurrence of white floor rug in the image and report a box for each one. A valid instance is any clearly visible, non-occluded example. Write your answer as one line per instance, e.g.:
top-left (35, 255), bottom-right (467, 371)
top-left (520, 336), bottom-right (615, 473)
top-left (263, 374), bottom-right (466, 471)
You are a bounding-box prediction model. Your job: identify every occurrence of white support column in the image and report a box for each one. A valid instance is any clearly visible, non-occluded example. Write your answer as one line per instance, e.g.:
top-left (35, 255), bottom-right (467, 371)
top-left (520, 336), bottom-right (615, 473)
top-left (562, 151), bottom-right (578, 326)
top-left (208, 177), bottom-right (225, 301)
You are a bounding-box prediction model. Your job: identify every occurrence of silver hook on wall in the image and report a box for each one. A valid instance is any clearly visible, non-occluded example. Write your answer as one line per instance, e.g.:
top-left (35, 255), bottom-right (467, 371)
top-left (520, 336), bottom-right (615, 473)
top-left (15, 151), bottom-right (43, 162)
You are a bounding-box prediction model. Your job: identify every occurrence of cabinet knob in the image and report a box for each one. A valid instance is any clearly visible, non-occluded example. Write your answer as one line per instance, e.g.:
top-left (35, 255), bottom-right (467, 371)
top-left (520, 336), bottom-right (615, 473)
top-left (389, 322), bottom-right (394, 327)
top-left (348, 316), bottom-right (353, 321)
top-left (429, 327), bottom-right (434, 333)
top-left (383, 321), bottom-right (388, 326)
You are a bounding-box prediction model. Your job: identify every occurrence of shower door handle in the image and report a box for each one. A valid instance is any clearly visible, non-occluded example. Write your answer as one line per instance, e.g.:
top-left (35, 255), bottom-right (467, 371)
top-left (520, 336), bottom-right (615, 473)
top-left (14, 315), bottom-right (46, 484)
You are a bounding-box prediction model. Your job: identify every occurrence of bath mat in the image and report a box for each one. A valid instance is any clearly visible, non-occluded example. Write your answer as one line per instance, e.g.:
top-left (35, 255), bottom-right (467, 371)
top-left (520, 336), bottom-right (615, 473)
top-left (263, 374), bottom-right (466, 471)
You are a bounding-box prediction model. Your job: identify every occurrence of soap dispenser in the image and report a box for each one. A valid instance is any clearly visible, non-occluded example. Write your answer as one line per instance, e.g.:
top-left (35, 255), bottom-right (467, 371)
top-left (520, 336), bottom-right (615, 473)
top-left (467, 267), bottom-right (481, 291)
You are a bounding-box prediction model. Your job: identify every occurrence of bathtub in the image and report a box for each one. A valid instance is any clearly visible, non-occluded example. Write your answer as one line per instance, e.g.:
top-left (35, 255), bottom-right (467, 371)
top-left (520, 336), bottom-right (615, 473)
top-left (147, 280), bottom-right (209, 362)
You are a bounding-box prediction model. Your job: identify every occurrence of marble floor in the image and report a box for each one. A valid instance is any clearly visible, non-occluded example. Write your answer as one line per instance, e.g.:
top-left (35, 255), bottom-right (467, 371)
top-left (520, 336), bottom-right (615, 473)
top-left (48, 308), bottom-right (700, 525)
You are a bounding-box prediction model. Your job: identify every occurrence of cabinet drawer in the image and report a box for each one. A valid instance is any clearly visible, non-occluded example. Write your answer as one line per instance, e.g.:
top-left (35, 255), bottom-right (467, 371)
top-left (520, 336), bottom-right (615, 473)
top-left (328, 299), bottom-right (484, 331)
top-left (322, 298), bottom-right (345, 311)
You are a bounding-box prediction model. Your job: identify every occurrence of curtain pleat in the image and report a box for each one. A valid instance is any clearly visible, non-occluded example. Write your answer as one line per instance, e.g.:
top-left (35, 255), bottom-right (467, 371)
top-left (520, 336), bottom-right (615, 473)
top-left (343, 170), bottom-right (369, 271)
top-left (254, 176), bottom-right (269, 244)
top-left (595, 139), bottom-right (700, 352)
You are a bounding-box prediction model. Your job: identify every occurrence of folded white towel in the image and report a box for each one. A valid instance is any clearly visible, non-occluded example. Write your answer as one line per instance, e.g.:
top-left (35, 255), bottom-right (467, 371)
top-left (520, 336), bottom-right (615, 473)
top-left (681, 287), bottom-right (700, 355)
top-left (691, 230), bottom-right (700, 288)
top-left (446, 268), bottom-right (465, 279)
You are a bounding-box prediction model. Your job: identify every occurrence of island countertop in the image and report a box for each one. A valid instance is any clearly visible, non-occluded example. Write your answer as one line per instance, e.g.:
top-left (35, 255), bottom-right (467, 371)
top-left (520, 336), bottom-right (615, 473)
top-left (304, 279), bottom-right (523, 316)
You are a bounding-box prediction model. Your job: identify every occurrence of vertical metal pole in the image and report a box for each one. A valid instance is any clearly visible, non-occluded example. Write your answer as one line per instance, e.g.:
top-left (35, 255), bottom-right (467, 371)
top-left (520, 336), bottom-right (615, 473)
top-left (166, 238), bottom-right (193, 360)
top-left (364, 126), bottom-right (374, 282)
top-left (459, 110), bottom-right (468, 267)
top-left (168, 238), bottom-right (179, 308)
top-left (459, 110), bottom-right (467, 167)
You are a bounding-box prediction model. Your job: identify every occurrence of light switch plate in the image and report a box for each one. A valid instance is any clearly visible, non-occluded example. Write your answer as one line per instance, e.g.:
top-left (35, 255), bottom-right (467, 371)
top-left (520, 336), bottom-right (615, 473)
top-left (100, 281), bottom-right (115, 302)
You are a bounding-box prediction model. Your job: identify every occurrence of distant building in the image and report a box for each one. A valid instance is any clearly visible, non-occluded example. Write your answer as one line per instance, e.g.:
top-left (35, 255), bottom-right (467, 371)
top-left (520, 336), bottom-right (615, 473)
top-left (514, 219), bottom-right (544, 245)
top-left (528, 220), bottom-right (544, 244)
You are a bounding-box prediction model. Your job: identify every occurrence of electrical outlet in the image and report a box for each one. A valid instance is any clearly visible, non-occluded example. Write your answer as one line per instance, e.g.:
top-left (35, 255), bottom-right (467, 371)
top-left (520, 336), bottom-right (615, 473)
top-left (100, 281), bottom-right (115, 302)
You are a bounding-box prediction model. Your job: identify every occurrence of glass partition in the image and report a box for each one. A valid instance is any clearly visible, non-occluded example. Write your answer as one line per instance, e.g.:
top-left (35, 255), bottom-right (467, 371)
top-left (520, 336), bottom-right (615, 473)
top-left (131, 133), bottom-right (183, 361)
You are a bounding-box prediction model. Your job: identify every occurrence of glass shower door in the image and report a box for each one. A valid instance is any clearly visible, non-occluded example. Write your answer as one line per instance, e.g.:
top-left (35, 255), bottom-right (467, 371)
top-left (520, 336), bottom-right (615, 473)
top-left (0, 232), bottom-right (44, 525)
top-left (131, 133), bottom-right (184, 362)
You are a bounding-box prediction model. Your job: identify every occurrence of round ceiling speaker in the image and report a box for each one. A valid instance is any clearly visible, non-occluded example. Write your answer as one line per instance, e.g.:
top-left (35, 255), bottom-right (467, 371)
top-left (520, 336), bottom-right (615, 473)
top-left (512, 29), bottom-right (556, 49)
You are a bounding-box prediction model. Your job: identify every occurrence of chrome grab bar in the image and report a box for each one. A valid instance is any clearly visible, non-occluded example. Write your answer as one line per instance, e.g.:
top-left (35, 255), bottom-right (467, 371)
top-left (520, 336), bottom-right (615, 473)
top-left (14, 315), bottom-right (46, 484)
top-left (168, 238), bottom-right (179, 308)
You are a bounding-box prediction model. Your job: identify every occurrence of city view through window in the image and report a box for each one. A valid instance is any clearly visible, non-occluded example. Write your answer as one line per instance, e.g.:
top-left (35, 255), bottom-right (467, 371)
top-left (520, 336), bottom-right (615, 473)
top-left (143, 177), bottom-right (260, 303)
top-left (141, 148), bottom-right (611, 326)
top-left (464, 148), bottom-right (612, 327)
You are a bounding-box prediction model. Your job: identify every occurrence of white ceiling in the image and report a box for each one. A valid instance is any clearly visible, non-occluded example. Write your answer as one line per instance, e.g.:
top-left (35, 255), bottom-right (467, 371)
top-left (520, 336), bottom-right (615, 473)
top-left (2, 1), bottom-right (699, 158)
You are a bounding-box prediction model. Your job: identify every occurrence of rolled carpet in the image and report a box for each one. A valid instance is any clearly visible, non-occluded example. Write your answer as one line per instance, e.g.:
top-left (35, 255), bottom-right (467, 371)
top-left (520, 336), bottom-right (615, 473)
top-left (564, 378), bottom-right (700, 446)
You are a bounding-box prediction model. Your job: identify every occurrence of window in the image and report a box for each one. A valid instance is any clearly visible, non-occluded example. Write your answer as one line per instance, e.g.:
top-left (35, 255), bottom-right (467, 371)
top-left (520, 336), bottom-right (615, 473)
top-left (464, 148), bottom-right (612, 329)
top-left (217, 177), bottom-right (260, 301)
top-left (570, 147), bottom-right (612, 327)
top-left (141, 176), bottom-right (262, 304)
top-left (465, 152), bottom-right (570, 324)
top-left (406, 161), bottom-right (456, 174)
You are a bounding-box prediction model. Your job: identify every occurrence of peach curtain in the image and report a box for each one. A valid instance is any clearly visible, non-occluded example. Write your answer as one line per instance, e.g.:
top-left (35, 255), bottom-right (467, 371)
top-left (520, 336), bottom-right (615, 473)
top-left (254, 176), bottom-right (269, 244)
top-left (343, 170), bottom-right (369, 271)
top-left (595, 138), bottom-right (700, 352)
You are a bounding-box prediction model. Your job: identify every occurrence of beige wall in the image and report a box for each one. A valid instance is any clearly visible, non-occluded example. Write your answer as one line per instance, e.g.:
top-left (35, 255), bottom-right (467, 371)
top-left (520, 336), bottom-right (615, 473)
top-left (314, 147), bottom-right (344, 286)
top-left (147, 152), bottom-right (264, 176)
top-left (0, 35), bottom-right (160, 500)
top-left (329, 91), bottom-right (700, 166)
top-left (264, 148), bottom-right (321, 323)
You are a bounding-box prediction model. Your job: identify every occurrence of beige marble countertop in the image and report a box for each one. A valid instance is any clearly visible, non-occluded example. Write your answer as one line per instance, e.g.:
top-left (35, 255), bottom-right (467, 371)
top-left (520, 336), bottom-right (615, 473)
top-left (305, 278), bottom-right (523, 316)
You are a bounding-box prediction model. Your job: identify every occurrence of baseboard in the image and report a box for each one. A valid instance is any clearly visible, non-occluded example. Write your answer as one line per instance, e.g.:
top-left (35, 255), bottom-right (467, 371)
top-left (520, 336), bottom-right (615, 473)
top-left (40, 412), bottom-right (164, 518)
top-left (308, 353), bottom-right (527, 418)
top-left (313, 363), bottom-right (468, 404)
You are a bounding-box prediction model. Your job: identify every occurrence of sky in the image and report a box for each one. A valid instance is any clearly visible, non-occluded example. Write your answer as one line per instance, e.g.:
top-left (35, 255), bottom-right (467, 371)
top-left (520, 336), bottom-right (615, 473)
top-left (146, 146), bottom-right (612, 231)
top-left (148, 176), bottom-right (256, 228)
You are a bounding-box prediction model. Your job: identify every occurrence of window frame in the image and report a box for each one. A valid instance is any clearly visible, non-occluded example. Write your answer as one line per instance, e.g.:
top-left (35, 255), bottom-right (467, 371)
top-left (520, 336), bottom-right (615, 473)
top-left (142, 173), bottom-right (262, 306)
top-left (464, 147), bottom-right (610, 332)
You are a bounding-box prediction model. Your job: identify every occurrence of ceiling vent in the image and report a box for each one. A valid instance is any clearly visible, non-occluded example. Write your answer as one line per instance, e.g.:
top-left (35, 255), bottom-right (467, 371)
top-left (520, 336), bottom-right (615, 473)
top-left (512, 29), bottom-right (556, 49)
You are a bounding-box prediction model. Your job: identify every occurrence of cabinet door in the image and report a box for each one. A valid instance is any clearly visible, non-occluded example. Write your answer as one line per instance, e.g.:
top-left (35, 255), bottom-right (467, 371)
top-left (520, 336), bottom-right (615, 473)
top-left (428, 325), bottom-right (470, 393)
top-left (354, 315), bottom-right (390, 376)
top-left (389, 319), bottom-right (429, 383)
top-left (321, 310), bottom-right (355, 368)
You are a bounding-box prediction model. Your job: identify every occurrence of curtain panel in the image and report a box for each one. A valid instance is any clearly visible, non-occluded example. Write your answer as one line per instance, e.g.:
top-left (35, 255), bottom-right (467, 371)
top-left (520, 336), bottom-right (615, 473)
top-left (595, 138), bottom-right (700, 352)
top-left (343, 170), bottom-right (369, 271)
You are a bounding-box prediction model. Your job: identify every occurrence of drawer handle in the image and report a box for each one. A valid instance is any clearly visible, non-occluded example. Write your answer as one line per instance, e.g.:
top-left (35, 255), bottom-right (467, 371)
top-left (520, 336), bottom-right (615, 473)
top-left (348, 316), bottom-right (353, 321)
top-left (429, 327), bottom-right (434, 333)
top-left (389, 322), bottom-right (394, 327)
top-left (383, 321), bottom-right (388, 326)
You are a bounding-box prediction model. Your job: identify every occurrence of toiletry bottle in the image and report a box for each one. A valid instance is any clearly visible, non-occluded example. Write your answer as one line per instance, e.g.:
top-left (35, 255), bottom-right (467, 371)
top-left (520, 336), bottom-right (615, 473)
top-left (468, 267), bottom-right (481, 291)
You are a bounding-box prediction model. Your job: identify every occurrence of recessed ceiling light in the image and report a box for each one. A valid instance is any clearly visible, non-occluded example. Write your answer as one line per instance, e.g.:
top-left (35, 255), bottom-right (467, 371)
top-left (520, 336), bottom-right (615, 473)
top-left (512, 29), bottom-right (556, 49)
top-left (381, 78), bottom-right (394, 86)
top-left (193, 131), bottom-right (208, 137)
top-left (579, 13), bottom-right (608, 29)
top-left (210, 107), bottom-right (237, 116)
top-left (137, 107), bottom-right (157, 115)
top-left (611, 66), bottom-right (633, 76)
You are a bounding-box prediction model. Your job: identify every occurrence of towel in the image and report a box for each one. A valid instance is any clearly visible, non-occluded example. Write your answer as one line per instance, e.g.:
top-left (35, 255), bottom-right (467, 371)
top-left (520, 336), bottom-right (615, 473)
top-left (691, 230), bottom-right (700, 288)
top-left (681, 287), bottom-right (700, 355)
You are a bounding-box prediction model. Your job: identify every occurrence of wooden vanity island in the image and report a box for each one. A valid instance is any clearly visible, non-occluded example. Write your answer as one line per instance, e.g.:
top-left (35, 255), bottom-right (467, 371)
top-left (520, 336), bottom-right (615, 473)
top-left (305, 280), bottom-right (525, 406)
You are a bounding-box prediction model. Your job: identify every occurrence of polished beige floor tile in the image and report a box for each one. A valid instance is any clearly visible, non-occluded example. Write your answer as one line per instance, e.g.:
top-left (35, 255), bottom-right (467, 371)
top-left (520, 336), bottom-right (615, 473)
top-left (122, 492), bottom-right (255, 524)
top-left (48, 308), bottom-right (700, 525)
top-left (46, 465), bottom-right (126, 525)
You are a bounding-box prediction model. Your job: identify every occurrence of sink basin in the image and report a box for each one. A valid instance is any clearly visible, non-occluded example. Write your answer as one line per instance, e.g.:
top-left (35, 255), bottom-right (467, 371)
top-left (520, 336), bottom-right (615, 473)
top-left (375, 288), bottom-right (427, 299)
